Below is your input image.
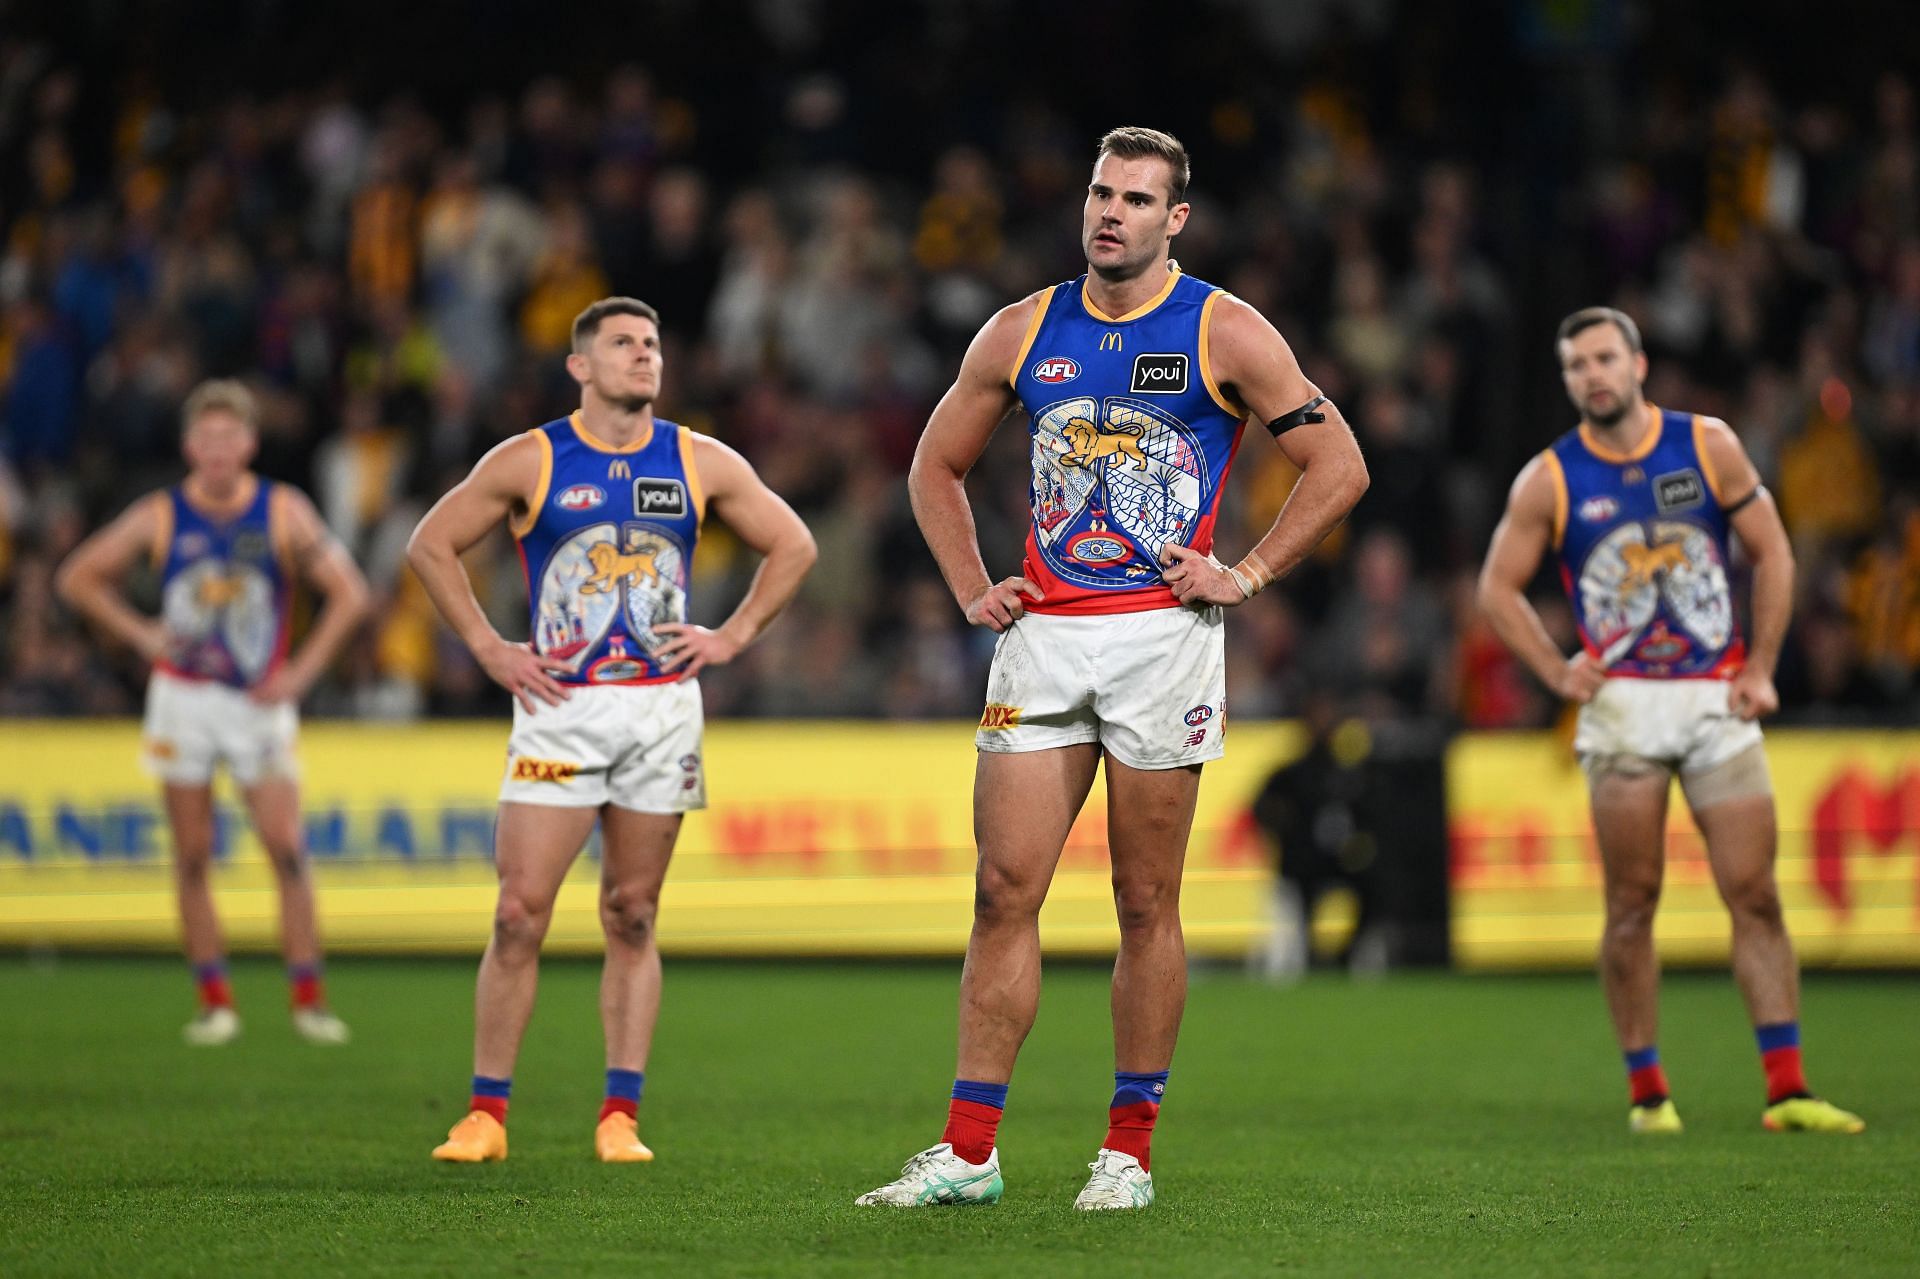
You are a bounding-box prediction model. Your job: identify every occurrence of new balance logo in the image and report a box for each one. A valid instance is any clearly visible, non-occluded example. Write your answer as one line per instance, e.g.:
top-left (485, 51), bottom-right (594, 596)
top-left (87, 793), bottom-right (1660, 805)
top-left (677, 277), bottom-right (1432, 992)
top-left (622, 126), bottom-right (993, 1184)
top-left (1184, 728), bottom-right (1207, 748)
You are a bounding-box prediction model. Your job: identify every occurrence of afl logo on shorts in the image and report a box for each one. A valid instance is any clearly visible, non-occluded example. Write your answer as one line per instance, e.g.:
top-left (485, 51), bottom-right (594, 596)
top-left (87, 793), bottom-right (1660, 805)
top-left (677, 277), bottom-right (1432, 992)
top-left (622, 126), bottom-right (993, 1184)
top-left (1578, 495), bottom-right (1619, 524)
top-left (1032, 356), bottom-right (1080, 384)
top-left (1131, 353), bottom-right (1188, 394)
top-left (557, 483), bottom-right (606, 511)
top-left (1066, 531), bottom-right (1130, 564)
top-left (1184, 704), bottom-right (1214, 726)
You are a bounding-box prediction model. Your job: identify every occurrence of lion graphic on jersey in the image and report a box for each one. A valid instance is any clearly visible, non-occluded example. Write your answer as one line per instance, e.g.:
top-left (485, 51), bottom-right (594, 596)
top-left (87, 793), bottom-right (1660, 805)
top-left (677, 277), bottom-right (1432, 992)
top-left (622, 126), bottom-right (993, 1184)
top-left (1619, 539), bottom-right (1690, 594)
top-left (194, 573), bottom-right (243, 610)
top-left (579, 542), bottom-right (664, 595)
top-left (1060, 415), bottom-right (1149, 472)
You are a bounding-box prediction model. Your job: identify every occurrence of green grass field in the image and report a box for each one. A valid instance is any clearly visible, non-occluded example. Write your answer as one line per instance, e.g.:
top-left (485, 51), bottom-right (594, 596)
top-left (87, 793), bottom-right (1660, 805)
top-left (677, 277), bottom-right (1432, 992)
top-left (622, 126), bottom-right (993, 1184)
top-left (2, 957), bottom-right (1915, 1277)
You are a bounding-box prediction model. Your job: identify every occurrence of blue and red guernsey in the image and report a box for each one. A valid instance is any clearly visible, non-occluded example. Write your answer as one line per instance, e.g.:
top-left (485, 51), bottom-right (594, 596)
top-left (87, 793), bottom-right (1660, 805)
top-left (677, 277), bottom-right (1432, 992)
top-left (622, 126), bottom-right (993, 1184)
top-left (155, 478), bottom-right (291, 688)
top-left (1010, 266), bottom-right (1250, 614)
top-left (513, 411), bottom-right (704, 686)
top-left (1545, 403), bottom-right (1745, 679)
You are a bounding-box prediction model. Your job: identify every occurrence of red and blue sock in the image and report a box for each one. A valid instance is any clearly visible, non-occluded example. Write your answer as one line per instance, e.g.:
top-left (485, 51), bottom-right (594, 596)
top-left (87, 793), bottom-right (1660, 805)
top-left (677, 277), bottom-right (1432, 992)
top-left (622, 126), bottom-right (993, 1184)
top-left (1624, 1046), bottom-right (1669, 1107)
top-left (600, 1068), bottom-right (644, 1122)
top-left (288, 962), bottom-right (324, 1009)
top-left (193, 960), bottom-right (233, 1010)
top-left (1757, 1021), bottom-right (1809, 1104)
top-left (943, 1079), bottom-right (1007, 1165)
top-left (470, 1074), bottom-right (511, 1125)
top-left (1105, 1070), bottom-right (1168, 1170)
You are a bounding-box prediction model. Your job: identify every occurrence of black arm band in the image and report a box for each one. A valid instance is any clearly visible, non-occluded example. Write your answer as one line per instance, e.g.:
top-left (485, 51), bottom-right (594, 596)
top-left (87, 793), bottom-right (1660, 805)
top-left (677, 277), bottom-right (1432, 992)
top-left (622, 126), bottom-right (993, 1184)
top-left (1266, 395), bottom-right (1328, 437)
top-left (1724, 484), bottom-right (1766, 516)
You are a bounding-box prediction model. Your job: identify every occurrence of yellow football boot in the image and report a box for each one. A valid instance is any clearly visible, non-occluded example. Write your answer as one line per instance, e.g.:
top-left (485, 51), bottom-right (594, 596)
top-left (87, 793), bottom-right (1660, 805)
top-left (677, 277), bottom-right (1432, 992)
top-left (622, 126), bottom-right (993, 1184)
top-left (595, 1111), bottom-right (655, 1163)
top-left (1628, 1099), bottom-right (1684, 1134)
top-left (432, 1111), bottom-right (508, 1162)
top-left (1762, 1096), bottom-right (1865, 1134)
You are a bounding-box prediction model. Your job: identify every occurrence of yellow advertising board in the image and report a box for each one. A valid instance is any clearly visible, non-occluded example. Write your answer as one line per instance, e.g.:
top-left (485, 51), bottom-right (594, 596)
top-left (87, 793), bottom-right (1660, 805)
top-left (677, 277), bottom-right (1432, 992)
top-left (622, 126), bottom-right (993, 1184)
top-left (0, 720), bottom-right (1298, 957)
top-left (1451, 731), bottom-right (1920, 968)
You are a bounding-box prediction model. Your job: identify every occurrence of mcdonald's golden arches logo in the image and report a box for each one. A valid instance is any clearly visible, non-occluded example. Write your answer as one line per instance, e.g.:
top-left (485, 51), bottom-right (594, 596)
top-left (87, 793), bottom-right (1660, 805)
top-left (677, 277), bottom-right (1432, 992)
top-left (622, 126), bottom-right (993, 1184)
top-left (608, 459), bottom-right (632, 480)
top-left (1099, 332), bottom-right (1123, 352)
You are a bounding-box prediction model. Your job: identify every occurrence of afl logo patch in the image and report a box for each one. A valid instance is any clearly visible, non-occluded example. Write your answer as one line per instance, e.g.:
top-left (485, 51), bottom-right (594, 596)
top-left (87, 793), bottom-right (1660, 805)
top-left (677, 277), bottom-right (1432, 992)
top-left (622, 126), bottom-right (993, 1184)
top-left (1184, 704), bottom-right (1214, 726)
top-left (1032, 356), bottom-right (1080, 384)
top-left (1578, 495), bottom-right (1619, 523)
top-left (1067, 532), bottom-right (1130, 564)
top-left (556, 483), bottom-right (606, 511)
top-left (1130, 352), bottom-right (1188, 394)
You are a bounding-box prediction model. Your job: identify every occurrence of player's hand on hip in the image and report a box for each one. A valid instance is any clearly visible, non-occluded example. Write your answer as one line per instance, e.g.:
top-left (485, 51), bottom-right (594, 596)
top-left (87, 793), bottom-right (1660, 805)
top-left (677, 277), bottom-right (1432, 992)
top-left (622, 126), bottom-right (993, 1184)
top-left (247, 666), bottom-right (310, 707)
top-left (135, 619), bottom-right (173, 663)
top-left (1728, 668), bottom-right (1779, 721)
top-left (653, 622), bottom-right (740, 681)
top-left (478, 637), bottom-right (571, 712)
top-left (1158, 544), bottom-right (1242, 606)
top-left (965, 577), bottom-right (1043, 632)
top-left (1554, 652), bottom-right (1607, 704)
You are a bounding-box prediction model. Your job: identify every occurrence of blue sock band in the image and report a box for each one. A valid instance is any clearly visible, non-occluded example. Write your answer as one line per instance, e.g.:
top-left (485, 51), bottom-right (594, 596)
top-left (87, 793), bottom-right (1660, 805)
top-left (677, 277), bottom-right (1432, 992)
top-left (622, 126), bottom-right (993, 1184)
top-left (193, 961), bottom-right (227, 982)
top-left (951, 1079), bottom-right (1009, 1110)
top-left (1624, 1047), bottom-right (1660, 1073)
top-left (1112, 1070), bottom-right (1169, 1108)
top-left (606, 1068), bottom-right (644, 1102)
top-left (471, 1075), bottom-right (512, 1099)
top-left (1756, 1021), bottom-right (1800, 1054)
top-left (288, 963), bottom-right (320, 981)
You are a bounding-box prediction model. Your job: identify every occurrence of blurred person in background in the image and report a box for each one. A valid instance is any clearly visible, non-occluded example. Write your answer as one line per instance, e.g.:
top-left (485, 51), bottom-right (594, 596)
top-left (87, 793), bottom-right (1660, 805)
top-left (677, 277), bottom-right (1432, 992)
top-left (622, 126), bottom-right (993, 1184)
top-left (408, 297), bottom-right (814, 1165)
top-left (1478, 307), bottom-right (1862, 1136)
top-left (54, 378), bottom-right (369, 1045)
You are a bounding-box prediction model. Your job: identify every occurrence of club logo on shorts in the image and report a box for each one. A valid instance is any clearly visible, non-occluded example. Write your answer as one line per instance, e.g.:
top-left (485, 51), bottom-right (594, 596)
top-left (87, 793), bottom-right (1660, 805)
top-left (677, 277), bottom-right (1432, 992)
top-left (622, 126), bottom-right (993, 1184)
top-left (557, 483), bottom-right (606, 511)
top-left (1184, 704), bottom-right (1214, 726)
top-left (979, 703), bottom-right (1022, 730)
top-left (633, 479), bottom-right (687, 518)
top-left (1130, 353), bottom-right (1188, 395)
top-left (1578, 495), bottom-right (1620, 523)
top-left (511, 756), bottom-right (580, 783)
top-left (1032, 356), bottom-right (1081, 384)
top-left (1654, 470), bottom-right (1705, 512)
top-left (679, 754), bottom-right (700, 772)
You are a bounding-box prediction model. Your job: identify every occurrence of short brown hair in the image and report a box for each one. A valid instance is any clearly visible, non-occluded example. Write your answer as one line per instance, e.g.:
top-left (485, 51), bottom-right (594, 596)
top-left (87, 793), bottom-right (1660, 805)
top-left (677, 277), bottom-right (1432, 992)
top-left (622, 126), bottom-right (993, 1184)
top-left (1096, 126), bottom-right (1190, 204)
top-left (181, 378), bottom-right (258, 433)
top-left (572, 297), bottom-right (662, 352)
top-left (1557, 306), bottom-right (1643, 354)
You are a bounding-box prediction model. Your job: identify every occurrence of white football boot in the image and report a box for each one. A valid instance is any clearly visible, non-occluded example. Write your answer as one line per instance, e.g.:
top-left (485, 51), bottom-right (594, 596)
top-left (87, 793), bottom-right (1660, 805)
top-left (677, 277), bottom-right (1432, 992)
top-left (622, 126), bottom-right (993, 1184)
top-left (1073, 1148), bottom-right (1154, 1210)
top-left (854, 1142), bottom-right (1003, 1207)
top-left (183, 1006), bottom-right (241, 1046)
top-left (292, 1007), bottom-right (352, 1044)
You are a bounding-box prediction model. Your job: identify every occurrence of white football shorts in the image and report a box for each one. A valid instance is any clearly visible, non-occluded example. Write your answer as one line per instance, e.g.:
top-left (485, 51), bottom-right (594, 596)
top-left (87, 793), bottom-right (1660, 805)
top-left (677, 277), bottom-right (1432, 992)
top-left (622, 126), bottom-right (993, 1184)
top-left (498, 678), bottom-right (706, 812)
top-left (1573, 676), bottom-right (1763, 778)
top-left (975, 604), bottom-right (1226, 770)
top-left (142, 670), bottom-right (299, 787)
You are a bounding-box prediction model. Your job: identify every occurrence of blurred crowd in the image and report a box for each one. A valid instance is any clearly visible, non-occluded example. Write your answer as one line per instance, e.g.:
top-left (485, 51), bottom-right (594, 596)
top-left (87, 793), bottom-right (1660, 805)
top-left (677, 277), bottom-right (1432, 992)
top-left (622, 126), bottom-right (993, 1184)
top-left (3, 2), bottom-right (1918, 727)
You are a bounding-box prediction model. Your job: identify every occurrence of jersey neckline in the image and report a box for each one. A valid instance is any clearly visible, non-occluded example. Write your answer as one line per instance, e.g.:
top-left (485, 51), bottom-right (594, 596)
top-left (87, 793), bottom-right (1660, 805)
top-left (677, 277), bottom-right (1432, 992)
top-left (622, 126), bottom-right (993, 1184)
top-left (570, 410), bottom-right (656, 454)
top-left (1577, 402), bottom-right (1663, 463)
top-left (1079, 263), bottom-right (1182, 324)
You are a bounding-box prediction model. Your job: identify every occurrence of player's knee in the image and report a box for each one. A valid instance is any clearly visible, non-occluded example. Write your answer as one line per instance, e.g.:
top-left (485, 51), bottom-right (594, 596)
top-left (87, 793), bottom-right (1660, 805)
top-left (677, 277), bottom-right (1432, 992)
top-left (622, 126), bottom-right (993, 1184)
top-left (1722, 874), bottom-right (1784, 928)
top-left (261, 840), bottom-right (306, 881)
top-left (973, 860), bottom-right (1046, 925)
top-left (1603, 884), bottom-right (1660, 938)
top-left (492, 892), bottom-right (552, 952)
top-left (1113, 877), bottom-right (1178, 935)
top-left (174, 850), bottom-right (215, 887)
top-left (600, 883), bottom-right (658, 947)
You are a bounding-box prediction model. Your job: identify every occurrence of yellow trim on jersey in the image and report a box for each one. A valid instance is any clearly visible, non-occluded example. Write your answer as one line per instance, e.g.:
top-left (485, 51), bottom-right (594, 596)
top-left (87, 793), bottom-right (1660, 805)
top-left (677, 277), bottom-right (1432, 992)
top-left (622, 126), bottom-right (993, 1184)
top-left (510, 428), bottom-right (554, 540)
top-left (1579, 402), bottom-right (1663, 463)
top-left (1692, 415), bottom-right (1728, 505)
top-left (1009, 286), bottom-right (1056, 391)
top-left (1198, 289), bottom-right (1247, 418)
top-left (150, 492), bottom-right (174, 570)
top-left (1540, 449), bottom-right (1569, 550)
top-left (1081, 262), bottom-right (1181, 324)
top-left (570, 409), bottom-right (654, 454)
top-left (267, 483), bottom-right (296, 571)
top-left (678, 427), bottom-right (706, 524)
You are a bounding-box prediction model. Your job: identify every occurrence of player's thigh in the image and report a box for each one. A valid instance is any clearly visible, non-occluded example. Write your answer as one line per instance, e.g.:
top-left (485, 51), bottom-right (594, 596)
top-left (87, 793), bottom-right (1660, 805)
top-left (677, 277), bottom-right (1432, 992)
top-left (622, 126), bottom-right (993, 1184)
top-left (604, 680), bottom-right (707, 815)
top-left (599, 805), bottom-right (682, 907)
top-left (143, 674), bottom-right (219, 786)
top-left (1092, 605), bottom-right (1225, 770)
top-left (220, 695), bottom-right (300, 789)
top-left (161, 783), bottom-right (219, 864)
top-left (1585, 762), bottom-right (1672, 905)
top-left (493, 802), bottom-right (600, 914)
top-left (239, 776), bottom-right (303, 860)
top-left (1104, 755), bottom-right (1203, 901)
top-left (974, 613), bottom-right (1099, 755)
top-left (973, 744), bottom-right (1101, 911)
top-left (1686, 748), bottom-right (1779, 906)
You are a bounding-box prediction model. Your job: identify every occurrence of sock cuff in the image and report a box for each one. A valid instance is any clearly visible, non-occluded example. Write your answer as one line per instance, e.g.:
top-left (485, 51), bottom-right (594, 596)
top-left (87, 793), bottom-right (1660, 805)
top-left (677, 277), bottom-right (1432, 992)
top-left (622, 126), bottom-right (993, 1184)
top-left (193, 961), bottom-right (229, 982)
top-left (288, 963), bottom-right (322, 981)
top-left (1623, 1046), bottom-right (1660, 1073)
top-left (605, 1068), bottom-right (644, 1102)
top-left (1111, 1069), bottom-right (1169, 1107)
top-left (951, 1079), bottom-right (1009, 1109)
top-left (1755, 1021), bottom-right (1800, 1053)
top-left (471, 1075), bottom-right (513, 1099)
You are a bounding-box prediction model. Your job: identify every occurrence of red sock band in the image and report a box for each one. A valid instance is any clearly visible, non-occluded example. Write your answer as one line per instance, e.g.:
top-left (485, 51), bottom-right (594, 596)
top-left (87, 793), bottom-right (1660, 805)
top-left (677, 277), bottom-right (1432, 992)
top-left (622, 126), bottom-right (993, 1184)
top-left (942, 1098), bottom-right (1003, 1165)
top-left (1104, 1099), bottom-right (1161, 1171)
top-left (470, 1096), bottom-right (508, 1125)
top-left (197, 974), bottom-right (234, 1010)
top-left (1628, 1063), bottom-right (1669, 1106)
top-left (290, 974), bottom-right (323, 1009)
top-left (599, 1097), bottom-right (638, 1122)
top-left (1762, 1046), bottom-right (1808, 1104)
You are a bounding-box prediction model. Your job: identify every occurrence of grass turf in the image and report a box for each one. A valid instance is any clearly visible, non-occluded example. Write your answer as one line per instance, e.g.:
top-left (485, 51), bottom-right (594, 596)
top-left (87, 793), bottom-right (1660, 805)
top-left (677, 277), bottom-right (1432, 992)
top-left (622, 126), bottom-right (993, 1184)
top-left (1, 957), bottom-right (1914, 1277)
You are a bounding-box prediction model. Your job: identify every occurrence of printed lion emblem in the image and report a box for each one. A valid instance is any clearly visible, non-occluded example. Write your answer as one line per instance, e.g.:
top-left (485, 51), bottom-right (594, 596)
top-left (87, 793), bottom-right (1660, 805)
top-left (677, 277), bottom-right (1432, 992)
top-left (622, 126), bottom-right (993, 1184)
top-left (1060, 415), bottom-right (1149, 471)
top-left (580, 542), bottom-right (664, 595)
top-left (1618, 539), bottom-right (1689, 594)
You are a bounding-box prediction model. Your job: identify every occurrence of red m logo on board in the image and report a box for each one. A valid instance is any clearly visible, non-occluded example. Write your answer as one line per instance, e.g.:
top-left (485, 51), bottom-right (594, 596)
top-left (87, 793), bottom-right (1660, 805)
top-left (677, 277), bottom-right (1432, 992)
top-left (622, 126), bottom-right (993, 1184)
top-left (1810, 767), bottom-right (1920, 917)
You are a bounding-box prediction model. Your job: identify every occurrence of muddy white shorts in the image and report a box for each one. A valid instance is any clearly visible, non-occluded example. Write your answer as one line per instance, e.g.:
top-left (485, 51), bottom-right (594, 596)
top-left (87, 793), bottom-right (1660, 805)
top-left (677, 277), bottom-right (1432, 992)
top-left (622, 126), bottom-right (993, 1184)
top-left (975, 604), bottom-right (1226, 770)
top-left (498, 679), bottom-right (706, 812)
top-left (142, 670), bottom-right (299, 787)
top-left (1573, 677), bottom-right (1763, 777)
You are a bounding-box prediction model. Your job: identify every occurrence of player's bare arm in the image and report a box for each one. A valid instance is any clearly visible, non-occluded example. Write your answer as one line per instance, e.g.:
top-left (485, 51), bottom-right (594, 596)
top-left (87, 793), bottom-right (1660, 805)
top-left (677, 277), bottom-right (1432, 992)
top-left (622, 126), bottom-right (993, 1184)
top-left (1159, 295), bottom-right (1370, 607)
top-left (406, 434), bottom-right (571, 713)
top-left (250, 487), bottom-right (371, 706)
top-left (54, 493), bottom-right (173, 661)
top-left (908, 291), bottom-right (1047, 633)
top-left (1477, 456), bottom-right (1605, 704)
top-left (652, 435), bottom-right (816, 680)
top-left (1699, 417), bottom-right (1792, 721)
